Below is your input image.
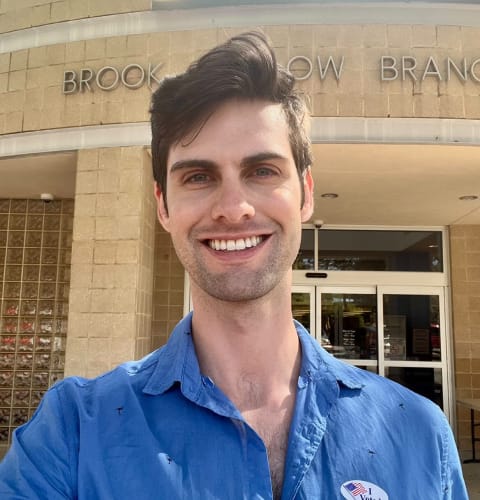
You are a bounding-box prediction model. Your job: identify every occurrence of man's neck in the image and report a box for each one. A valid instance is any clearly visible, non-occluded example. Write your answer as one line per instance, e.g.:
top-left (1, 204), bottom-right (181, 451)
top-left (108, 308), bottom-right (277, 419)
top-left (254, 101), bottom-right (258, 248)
top-left (190, 281), bottom-right (300, 496)
top-left (190, 282), bottom-right (300, 407)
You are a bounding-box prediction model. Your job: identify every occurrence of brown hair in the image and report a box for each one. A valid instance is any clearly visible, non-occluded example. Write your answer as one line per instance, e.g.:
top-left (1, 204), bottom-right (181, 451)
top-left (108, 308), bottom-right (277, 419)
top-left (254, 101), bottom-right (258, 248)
top-left (150, 31), bottom-right (312, 209)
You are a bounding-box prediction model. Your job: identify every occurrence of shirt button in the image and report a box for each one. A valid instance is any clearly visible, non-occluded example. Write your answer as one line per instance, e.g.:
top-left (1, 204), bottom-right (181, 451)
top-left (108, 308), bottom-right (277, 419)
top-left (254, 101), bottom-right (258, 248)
top-left (202, 376), bottom-right (215, 388)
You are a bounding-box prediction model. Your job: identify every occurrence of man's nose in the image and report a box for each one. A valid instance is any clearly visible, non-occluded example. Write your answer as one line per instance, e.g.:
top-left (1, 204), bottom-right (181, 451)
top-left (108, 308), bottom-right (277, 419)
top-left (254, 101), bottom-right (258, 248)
top-left (210, 182), bottom-right (255, 223)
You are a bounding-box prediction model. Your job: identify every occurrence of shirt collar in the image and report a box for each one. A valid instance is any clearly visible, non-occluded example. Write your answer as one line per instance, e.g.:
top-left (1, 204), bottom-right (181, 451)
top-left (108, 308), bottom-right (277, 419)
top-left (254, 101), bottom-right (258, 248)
top-left (294, 320), bottom-right (365, 391)
top-left (143, 312), bottom-right (202, 397)
top-left (142, 313), bottom-right (365, 396)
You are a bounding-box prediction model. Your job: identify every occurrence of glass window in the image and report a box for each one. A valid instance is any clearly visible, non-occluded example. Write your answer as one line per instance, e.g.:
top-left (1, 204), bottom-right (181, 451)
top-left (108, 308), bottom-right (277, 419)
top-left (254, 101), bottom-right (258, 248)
top-left (318, 230), bottom-right (443, 272)
top-left (385, 367), bottom-right (443, 409)
top-left (321, 293), bottom-right (377, 360)
top-left (292, 292), bottom-right (312, 332)
top-left (293, 229), bottom-right (314, 270)
top-left (383, 294), bottom-right (441, 362)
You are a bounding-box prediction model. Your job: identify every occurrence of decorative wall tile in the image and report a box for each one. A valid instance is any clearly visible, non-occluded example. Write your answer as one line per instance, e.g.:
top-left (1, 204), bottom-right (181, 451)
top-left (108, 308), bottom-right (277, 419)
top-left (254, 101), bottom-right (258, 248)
top-left (26, 232), bottom-right (42, 247)
top-left (26, 216), bottom-right (43, 231)
top-left (23, 266), bottom-right (39, 281)
top-left (9, 216), bottom-right (26, 231)
top-left (0, 199), bottom-right (73, 445)
top-left (8, 232), bottom-right (25, 247)
top-left (24, 248), bottom-right (40, 265)
top-left (5, 266), bottom-right (21, 281)
top-left (0, 390), bottom-right (12, 407)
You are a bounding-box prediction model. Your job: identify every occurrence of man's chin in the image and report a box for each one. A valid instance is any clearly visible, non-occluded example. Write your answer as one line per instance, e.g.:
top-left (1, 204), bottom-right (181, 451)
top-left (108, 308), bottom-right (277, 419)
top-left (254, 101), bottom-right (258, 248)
top-left (192, 274), bottom-right (279, 303)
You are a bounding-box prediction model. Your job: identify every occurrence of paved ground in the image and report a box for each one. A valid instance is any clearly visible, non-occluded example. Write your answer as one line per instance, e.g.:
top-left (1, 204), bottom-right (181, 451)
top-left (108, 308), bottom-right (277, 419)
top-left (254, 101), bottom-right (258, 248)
top-left (463, 461), bottom-right (480, 499)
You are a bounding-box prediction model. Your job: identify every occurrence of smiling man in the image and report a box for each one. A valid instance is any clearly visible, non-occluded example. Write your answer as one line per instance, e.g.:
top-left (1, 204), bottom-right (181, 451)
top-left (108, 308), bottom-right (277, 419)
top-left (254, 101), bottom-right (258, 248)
top-left (0, 32), bottom-right (468, 499)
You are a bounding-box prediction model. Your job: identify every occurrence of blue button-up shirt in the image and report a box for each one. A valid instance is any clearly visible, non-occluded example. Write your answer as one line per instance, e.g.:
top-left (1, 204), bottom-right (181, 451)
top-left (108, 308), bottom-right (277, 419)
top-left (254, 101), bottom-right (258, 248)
top-left (0, 314), bottom-right (467, 499)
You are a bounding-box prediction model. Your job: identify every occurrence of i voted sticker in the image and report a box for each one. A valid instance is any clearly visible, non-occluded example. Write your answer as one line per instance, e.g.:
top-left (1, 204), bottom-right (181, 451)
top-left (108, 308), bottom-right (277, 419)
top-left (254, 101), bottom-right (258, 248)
top-left (340, 480), bottom-right (388, 500)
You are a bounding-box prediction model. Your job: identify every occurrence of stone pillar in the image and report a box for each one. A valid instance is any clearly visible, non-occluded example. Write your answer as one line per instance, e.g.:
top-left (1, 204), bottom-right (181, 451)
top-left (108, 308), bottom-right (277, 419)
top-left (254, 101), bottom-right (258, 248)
top-left (450, 225), bottom-right (480, 455)
top-left (65, 146), bottom-right (155, 378)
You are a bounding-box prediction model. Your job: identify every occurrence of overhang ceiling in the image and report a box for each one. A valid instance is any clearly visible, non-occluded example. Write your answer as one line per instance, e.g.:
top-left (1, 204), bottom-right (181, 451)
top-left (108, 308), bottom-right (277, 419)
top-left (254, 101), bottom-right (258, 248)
top-left (0, 143), bottom-right (479, 226)
top-left (313, 143), bottom-right (480, 226)
top-left (0, 152), bottom-right (76, 201)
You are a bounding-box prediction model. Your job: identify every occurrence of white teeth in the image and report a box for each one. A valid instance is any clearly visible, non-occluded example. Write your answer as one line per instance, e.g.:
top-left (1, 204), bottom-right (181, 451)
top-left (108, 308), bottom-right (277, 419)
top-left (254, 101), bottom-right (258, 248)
top-left (236, 239), bottom-right (246, 250)
top-left (208, 236), bottom-right (263, 251)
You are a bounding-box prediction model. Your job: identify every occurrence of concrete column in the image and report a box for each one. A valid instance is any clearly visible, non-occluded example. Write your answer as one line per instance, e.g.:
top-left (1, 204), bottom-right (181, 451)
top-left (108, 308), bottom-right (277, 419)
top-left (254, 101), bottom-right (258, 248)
top-left (65, 146), bottom-right (155, 378)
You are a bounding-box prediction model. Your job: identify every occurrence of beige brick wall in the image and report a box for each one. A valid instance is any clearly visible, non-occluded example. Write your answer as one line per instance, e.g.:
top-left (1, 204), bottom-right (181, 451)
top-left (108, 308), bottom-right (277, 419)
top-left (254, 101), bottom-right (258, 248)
top-left (151, 221), bottom-right (184, 350)
top-left (450, 225), bottom-right (480, 454)
top-left (65, 146), bottom-right (155, 378)
top-left (1, 23), bottom-right (480, 136)
top-left (0, 0), bottom-right (152, 34)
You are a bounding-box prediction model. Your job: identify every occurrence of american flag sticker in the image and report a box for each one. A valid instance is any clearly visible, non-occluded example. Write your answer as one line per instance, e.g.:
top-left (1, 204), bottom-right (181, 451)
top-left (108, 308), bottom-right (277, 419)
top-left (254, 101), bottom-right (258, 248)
top-left (346, 482), bottom-right (367, 496)
top-left (340, 480), bottom-right (389, 500)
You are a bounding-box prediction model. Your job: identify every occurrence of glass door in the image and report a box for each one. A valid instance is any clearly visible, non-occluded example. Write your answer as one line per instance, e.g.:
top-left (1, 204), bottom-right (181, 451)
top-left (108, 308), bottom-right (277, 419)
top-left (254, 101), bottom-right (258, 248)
top-left (318, 287), bottom-right (378, 373)
top-left (291, 284), bottom-right (451, 418)
top-left (378, 286), bottom-right (448, 413)
top-left (291, 286), bottom-right (315, 335)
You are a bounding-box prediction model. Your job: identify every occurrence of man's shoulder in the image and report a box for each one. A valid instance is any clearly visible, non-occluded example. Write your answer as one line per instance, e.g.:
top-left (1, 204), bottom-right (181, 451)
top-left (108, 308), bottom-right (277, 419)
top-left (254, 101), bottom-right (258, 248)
top-left (56, 314), bottom-right (194, 397)
top-left (52, 347), bottom-right (165, 404)
top-left (297, 326), bottom-right (446, 424)
top-left (335, 360), bottom-right (447, 430)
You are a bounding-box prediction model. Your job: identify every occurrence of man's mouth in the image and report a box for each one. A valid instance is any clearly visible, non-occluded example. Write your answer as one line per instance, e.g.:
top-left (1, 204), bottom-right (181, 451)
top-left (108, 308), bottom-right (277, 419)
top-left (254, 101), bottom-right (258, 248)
top-left (207, 235), bottom-right (265, 252)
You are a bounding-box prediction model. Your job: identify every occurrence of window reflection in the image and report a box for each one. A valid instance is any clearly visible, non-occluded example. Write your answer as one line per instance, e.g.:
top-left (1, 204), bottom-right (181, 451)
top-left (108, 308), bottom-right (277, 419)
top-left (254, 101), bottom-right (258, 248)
top-left (383, 294), bottom-right (441, 362)
top-left (386, 367), bottom-right (443, 409)
top-left (293, 229), bottom-right (314, 270)
top-left (318, 230), bottom-right (443, 272)
top-left (321, 293), bottom-right (377, 360)
top-left (292, 293), bottom-right (311, 333)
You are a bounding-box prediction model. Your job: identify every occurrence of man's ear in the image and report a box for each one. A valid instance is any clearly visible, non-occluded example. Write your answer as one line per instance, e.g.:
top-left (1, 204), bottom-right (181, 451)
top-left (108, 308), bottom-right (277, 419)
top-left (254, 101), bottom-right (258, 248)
top-left (301, 168), bottom-right (314, 223)
top-left (153, 182), bottom-right (171, 233)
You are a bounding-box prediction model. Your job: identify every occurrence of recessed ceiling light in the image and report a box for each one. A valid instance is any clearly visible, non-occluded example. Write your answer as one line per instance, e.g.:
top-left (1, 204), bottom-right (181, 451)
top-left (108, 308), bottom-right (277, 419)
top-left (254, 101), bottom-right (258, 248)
top-left (458, 195), bottom-right (478, 201)
top-left (321, 193), bottom-right (339, 199)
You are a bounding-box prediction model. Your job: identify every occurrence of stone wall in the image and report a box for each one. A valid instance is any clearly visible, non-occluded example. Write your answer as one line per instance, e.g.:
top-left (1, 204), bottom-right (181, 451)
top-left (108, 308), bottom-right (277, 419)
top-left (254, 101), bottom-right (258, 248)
top-left (2, 24), bottom-right (480, 136)
top-left (65, 146), bottom-right (155, 377)
top-left (450, 225), bottom-right (480, 454)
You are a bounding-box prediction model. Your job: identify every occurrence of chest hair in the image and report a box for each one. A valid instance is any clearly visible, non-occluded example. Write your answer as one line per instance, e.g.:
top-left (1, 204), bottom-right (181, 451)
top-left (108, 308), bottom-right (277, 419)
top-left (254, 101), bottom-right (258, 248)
top-left (231, 376), bottom-right (298, 499)
top-left (243, 406), bottom-right (294, 500)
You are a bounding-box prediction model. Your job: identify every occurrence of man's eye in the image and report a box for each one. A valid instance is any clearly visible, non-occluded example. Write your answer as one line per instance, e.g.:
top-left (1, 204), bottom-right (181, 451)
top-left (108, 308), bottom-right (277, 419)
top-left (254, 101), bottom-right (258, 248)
top-left (254, 167), bottom-right (276, 177)
top-left (185, 173), bottom-right (210, 184)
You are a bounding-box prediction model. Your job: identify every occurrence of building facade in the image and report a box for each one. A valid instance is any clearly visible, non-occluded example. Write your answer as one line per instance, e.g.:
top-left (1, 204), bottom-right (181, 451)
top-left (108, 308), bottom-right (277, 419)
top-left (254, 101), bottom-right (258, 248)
top-left (0, 0), bottom-right (479, 459)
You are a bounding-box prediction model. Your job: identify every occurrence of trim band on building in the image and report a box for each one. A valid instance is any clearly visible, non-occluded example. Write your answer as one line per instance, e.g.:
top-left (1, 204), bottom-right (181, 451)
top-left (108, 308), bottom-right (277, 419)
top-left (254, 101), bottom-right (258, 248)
top-left (2, 3), bottom-right (480, 53)
top-left (1, 118), bottom-right (480, 157)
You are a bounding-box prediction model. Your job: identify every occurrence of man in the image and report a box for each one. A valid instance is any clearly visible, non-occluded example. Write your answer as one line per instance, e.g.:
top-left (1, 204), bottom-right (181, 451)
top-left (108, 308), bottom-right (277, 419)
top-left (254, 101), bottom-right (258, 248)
top-left (0, 32), bottom-right (468, 499)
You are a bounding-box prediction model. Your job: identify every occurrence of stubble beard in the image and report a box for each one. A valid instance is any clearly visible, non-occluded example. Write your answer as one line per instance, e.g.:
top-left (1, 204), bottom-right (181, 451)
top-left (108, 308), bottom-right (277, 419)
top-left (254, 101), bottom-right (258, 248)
top-left (178, 232), bottom-right (300, 303)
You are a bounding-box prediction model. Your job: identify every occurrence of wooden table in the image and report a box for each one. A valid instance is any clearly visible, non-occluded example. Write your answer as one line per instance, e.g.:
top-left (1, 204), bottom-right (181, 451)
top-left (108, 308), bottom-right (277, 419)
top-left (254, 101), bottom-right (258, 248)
top-left (457, 398), bottom-right (480, 463)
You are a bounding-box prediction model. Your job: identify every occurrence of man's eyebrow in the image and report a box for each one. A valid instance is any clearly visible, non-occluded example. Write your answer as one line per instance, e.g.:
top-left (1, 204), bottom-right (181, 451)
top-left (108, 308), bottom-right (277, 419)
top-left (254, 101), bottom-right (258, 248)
top-left (240, 151), bottom-right (289, 167)
top-left (169, 159), bottom-right (217, 174)
top-left (169, 152), bottom-right (288, 173)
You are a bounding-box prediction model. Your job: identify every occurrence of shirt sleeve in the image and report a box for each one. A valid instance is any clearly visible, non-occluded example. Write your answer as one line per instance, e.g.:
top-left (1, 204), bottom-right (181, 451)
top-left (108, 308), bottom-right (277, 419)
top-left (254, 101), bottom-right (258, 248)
top-left (442, 417), bottom-right (469, 500)
top-left (0, 384), bottom-right (77, 499)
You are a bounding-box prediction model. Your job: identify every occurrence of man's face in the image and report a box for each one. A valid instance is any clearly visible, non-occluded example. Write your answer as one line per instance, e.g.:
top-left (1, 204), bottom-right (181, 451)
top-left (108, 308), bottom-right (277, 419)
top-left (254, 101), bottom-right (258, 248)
top-left (154, 99), bottom-right (313, 303)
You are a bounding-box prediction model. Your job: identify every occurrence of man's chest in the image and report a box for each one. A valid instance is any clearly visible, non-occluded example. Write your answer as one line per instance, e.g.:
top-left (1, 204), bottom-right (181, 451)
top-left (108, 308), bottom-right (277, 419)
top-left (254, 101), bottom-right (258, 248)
top-left (244, 410), bottom-right (292, 498)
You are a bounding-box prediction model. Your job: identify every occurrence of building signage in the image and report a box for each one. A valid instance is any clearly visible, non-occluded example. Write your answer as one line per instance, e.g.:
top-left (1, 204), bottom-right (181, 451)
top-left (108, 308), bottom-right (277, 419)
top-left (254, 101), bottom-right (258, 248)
top-left (286, 54), bottom-right (480, 82)
top-left (63, 55), bottom-right (480, 94)
top-left (62, 63), bottom-right (164, 94)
